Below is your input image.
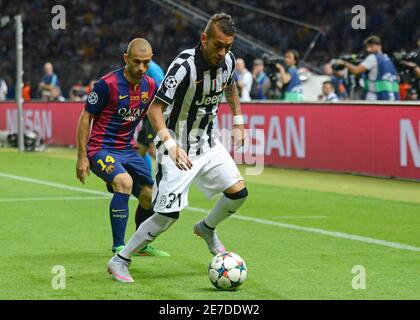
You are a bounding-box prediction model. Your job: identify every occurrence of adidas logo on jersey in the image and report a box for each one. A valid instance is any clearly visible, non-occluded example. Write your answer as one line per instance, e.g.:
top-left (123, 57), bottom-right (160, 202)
top-left (196, 93), bottom-right (222, 107)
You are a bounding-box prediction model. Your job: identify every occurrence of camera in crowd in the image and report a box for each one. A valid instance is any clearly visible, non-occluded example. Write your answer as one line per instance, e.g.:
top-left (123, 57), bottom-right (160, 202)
top-left (262, 53), bottom-right (286, 83)
top-left (392, 50), bottom-right (420, 88)
top-left (331, 54), bottom-right (365, 71)
top-left (1, 131), bottom-right (45, 151)
top-left (392, 50), bottom-right (420, 67)
top-left (261, 53), bottom-right (287, 99)
top-left (329, 54), bottom-right (366, 100)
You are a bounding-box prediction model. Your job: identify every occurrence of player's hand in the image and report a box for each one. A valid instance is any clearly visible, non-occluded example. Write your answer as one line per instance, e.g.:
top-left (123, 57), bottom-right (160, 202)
top-left (232, 124), bottom-right (246, 151)
top-left (168, 145), bottom-right (193, 171)
top-left (76, 156), bottom-right (90, 184)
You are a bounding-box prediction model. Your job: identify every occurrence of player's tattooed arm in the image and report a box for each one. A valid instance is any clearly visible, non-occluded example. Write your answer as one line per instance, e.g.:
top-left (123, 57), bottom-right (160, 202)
top-left (76, 110), bottom-right (93, 183)
top-left (224, 82), bottom-right (242, 116)
top-left (224, 82), bottom-right (245, 149)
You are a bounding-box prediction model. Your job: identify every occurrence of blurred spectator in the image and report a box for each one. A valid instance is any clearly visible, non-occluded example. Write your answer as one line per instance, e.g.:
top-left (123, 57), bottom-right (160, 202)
top-left (406, 88), bottom-right (418, 100)
top-left (0, 76), bottom-right (7, 101)
top-left (69, 80), bottom-right (90, 101)
top-left (276, 50), bottom-right (303, 101)
top-left (234, 58), bottom-right (253, 102)
top-left (337, 35), bottom-right (400, 101)
top-left (401, 61), bottom-right (420, 79)
top-left (331, 69), bottom-right (350, 100)
top-left (1, 1), bottom-right (419, 101)
top-left (323, 63), bottom-right (347, 99)
top-left (396, 38), bottom-right (420, 99)
top-left (38, 62), bottom-right (63, 101)
top-left (22, 81), bottom-right (31, 101)
top-left (319, 80), bottom-right (339, 102)
top-left (146, 60), bottom-right (165, 87)
top-left (250, 59), bottom-right (270, 100)
top-left (87, 80), bottom-right (95, 92)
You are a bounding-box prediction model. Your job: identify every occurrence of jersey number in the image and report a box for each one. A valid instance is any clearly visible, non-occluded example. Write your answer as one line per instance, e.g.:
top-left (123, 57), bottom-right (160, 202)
top-left (166, 193), bottom-right (181, 209)
top-left (97, 155), bottom-right (115, 171)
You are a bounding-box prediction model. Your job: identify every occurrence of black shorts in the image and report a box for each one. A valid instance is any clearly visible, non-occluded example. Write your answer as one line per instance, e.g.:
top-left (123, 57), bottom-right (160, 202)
top-left (137, 117), bottom-right (156, 147)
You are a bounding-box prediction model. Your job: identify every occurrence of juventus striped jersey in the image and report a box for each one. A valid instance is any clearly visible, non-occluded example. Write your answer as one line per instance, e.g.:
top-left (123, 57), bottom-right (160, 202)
top-left (154, 45), bottom-right (236, 157)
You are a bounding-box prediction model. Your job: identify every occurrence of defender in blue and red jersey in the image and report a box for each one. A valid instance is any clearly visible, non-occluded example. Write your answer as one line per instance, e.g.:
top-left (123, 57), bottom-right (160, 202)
top-left (76, 38), bottom-right (169, 259)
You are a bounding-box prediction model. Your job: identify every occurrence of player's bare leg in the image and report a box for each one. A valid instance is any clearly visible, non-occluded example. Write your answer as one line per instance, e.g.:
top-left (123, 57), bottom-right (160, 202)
top-left (194, 180), bottom-right (248, 256)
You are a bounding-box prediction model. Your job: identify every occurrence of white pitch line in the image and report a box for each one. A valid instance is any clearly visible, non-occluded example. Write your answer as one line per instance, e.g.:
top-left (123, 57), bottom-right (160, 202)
top-left (0, 196), bottom-right (109, 202)
top-left (183, 211), bottom-right (420, 253)
top-left (193, 208), bottom-right (420, 253)
top-left (274, 215), bottom-right (327, 220)
top-left (0, 172), bottom-right (109, 196)
top-left (2, 172), bottom-right (420, 253)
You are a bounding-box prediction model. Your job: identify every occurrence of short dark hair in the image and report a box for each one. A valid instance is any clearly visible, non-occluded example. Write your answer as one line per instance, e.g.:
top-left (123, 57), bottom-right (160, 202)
top-left (286, 49), bottom-right (300, 66)
top-left (323, 80), bottom-right (333, 86)
top-left (204, 13), bottom-right (235, 38)
top-left (364, 35), bottom-right (381, 46)
top-left (253, 58), bottom-right (264, 66)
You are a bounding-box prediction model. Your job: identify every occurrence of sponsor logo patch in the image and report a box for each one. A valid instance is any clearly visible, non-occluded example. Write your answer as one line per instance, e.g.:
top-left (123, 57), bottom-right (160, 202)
top-left (159, 195), bottom-right (167, 207)
top-left (141, 92), bottom-right (149, 103)
top-left (105, 164), bottom-right (115, 174)
top-left (87, 92), bottom-right (98, 104)
top-left (165, 76), bottom-right (178, 89)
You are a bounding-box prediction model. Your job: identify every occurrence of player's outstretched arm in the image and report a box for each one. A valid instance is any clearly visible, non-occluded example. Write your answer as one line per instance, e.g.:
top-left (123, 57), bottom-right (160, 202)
top-left (76, 110), bottom-right (93, 184)
top-left (147, 99), bottom-right (192, 170)
top-left (224, 82), bottom-right (245, 150)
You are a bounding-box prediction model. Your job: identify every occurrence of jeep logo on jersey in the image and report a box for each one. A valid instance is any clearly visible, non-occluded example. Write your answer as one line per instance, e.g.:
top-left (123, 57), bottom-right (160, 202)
top-left (196, 93), bottom-right (222, 107)
top-left (117, 107), bottom-right (144, 121)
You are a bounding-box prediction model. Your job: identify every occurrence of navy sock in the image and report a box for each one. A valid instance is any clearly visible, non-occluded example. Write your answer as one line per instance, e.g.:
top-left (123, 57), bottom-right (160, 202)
top-left (110, 192), bottom-right (130, 249)
top-left (135, 204), bottom-right (154, 230)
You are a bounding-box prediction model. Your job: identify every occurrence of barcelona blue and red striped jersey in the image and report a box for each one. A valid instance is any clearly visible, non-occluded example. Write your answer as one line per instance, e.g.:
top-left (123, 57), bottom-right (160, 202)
top-left (85, 68), bottom-right (157, 157)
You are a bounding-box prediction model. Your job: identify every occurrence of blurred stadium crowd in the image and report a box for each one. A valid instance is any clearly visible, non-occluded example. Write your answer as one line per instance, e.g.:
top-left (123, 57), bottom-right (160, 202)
top-left (0, 0), bottom-right (419, 102)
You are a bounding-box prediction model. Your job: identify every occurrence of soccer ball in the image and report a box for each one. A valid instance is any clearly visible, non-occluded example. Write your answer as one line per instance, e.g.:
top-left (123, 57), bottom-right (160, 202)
top-left (208, 252), bottom-right (247, 290)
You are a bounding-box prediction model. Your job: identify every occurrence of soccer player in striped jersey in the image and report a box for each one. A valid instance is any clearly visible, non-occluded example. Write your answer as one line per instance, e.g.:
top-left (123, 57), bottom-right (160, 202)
top-left (108, 14), bottom-right (248, 283)
top-left (76, 38), bottom-right (169, 259)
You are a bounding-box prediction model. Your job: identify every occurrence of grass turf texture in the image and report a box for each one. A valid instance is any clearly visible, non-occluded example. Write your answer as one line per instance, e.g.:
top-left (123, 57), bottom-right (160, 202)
top-left (0, 148), bottom-right (420, 300)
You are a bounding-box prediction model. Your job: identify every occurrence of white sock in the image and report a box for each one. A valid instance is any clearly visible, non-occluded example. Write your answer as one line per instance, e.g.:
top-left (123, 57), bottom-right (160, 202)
top-left (204, 194), bottom-right (247, 229)
top-left (119, 213), bottom-right (177, 259)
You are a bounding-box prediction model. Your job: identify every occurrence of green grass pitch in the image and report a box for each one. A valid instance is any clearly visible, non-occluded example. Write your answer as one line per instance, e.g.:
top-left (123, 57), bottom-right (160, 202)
top-left (0, 148), bottom-right (419, 300)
